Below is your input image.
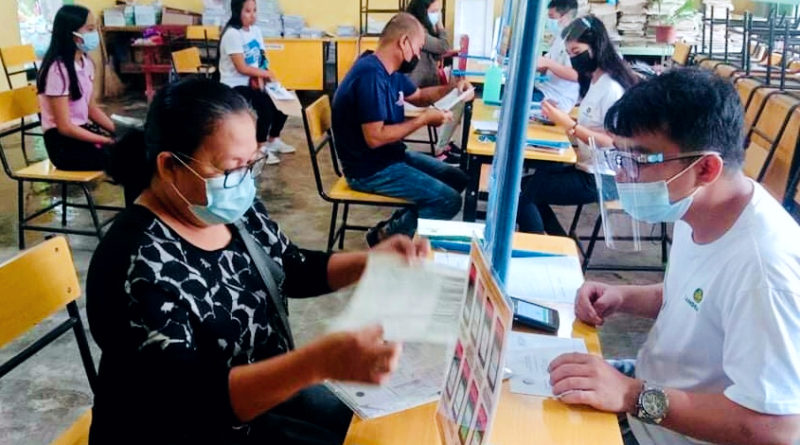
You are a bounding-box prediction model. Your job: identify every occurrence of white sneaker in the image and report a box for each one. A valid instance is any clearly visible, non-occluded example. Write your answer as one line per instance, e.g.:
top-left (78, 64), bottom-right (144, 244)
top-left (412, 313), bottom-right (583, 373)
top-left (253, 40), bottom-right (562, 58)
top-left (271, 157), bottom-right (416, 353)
top-left (265, 151), bottom-right (280, 165)
top-left (265, 138), bottom-right (296, 154)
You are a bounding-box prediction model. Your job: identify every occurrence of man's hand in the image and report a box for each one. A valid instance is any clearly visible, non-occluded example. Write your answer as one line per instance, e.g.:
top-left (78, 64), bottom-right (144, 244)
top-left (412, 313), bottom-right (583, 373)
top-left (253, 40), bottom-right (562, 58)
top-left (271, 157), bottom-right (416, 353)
top-left (574, 281), bottom-right (626, 326)
top-left (454, 79), bottom-right (475, 101)
top-left (422, 108), bottom-right (453, 126)
top-left (549, 353), bottom-right (641, 414)
top-left (372, 234), bottom-right (430, 263)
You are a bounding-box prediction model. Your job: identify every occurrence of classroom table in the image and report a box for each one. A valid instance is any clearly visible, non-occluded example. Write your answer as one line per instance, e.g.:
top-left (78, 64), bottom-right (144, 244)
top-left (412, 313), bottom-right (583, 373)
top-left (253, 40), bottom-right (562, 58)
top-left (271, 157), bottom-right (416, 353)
top-left (343, 232), bottom-right (623, 445)
top-left (462, 100), bottom-right (576, 221)
top-left (264, 38), bottom-right (328, 91)
top-left (336, 36), bottom-right (379, 84)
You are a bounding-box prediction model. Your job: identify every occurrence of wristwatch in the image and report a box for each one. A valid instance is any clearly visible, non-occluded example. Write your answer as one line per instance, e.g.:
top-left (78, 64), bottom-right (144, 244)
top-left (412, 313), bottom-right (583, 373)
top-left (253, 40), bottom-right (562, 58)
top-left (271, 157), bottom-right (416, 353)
top-left (635, 382), bottom-right (669, 424)
top-left (567, 121), bottom-right (579, 137)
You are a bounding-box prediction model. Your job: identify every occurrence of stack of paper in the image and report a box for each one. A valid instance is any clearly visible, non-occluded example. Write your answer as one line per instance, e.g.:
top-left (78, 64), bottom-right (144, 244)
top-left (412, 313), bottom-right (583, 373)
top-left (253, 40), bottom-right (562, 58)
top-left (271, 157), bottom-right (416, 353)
top-left (255, 0), bottom-right (283, 37)
top-left (282, 15), bottom-right (305, 37)
top-left (589, 2), bottom-right (620, 40)
top-left (337, 25), bottom-right (357, 37)
top-left (618, 0), bottom-right (649, 45)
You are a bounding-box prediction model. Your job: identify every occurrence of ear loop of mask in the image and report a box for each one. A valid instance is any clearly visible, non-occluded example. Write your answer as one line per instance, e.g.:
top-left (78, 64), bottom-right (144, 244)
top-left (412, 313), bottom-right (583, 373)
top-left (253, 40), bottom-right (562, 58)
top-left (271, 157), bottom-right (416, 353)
top-left (663, 155), bottom-right (713, 203)
top-left (169, 155), bottom-right (206, 208)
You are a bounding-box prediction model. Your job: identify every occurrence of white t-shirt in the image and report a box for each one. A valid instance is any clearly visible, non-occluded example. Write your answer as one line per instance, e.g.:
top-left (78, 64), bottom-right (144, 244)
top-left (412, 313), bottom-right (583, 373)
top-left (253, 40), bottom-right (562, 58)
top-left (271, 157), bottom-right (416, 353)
top-left (536, 35), bottom-right (580, 112)
top-left (629, 180), bottom-right (800, 445)
top-left (219, 26), bottom-right (266, 88)
top-left (574, 73), bottom-right (625, 173)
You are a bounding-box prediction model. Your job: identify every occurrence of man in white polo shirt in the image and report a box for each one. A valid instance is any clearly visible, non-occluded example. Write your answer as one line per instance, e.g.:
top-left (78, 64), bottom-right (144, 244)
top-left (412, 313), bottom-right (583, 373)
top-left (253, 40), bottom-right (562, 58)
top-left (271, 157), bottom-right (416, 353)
top-left (548, 68), bottom-right (800, 444)
top-left (533, 0), bottom-right (580, 112)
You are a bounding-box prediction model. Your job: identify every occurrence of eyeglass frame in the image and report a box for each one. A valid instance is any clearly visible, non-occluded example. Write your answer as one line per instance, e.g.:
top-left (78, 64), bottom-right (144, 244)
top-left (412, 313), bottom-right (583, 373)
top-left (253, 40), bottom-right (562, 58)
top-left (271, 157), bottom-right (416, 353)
top-left (603, 148), bottom-right (717, 181)
top-left (172, 152), bottom-right (267, 189)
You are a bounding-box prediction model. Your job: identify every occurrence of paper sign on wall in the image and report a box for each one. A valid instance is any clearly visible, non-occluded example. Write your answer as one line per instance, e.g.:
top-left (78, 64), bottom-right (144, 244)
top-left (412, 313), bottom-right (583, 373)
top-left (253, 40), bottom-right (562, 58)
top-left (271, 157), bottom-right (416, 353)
top-left (436, 240), bottom-right (513, 445)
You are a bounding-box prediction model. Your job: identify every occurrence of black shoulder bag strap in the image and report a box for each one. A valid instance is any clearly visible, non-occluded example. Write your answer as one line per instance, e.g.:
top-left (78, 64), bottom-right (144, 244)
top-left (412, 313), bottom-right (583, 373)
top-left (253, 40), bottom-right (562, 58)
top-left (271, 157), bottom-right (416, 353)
top-left (232, 220), bottom-right (295, 350)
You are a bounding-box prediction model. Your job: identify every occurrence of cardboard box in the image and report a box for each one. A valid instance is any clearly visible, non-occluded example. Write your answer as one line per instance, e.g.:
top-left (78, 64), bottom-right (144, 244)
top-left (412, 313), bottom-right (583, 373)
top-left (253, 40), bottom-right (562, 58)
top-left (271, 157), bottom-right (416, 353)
top-left (161, 7), bottom-right (200, 25)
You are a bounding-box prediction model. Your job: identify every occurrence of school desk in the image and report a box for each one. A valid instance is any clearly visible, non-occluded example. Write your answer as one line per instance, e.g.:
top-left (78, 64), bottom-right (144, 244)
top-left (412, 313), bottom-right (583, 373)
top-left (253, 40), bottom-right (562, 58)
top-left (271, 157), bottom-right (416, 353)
top-left (462, 100), bottom-right (576, 221)
top-left (342, 232), bottom-right (622, 445)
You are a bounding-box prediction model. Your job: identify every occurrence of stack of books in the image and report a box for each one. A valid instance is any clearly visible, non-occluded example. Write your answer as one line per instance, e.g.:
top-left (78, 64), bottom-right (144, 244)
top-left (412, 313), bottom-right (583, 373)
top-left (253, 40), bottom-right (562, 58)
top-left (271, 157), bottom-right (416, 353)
top-left (618, 0), bottom-right (649, 46)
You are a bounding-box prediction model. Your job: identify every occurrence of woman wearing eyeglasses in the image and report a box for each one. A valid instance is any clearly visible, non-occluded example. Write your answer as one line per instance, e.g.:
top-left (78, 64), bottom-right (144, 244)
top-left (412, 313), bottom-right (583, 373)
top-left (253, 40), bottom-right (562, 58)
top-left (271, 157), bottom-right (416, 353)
top-left (516, 15), bottom-right (638, 235)
top-left (86, 78), bottom-right (426, 444)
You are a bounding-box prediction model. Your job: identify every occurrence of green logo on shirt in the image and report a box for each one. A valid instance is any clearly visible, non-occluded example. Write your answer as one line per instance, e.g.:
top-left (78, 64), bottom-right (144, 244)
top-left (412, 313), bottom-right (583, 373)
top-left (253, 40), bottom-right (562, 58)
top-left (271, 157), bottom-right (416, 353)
top-left (693, 288), bottom-right (704, 304)
top-left (684, 288), bottom-right (703, 311)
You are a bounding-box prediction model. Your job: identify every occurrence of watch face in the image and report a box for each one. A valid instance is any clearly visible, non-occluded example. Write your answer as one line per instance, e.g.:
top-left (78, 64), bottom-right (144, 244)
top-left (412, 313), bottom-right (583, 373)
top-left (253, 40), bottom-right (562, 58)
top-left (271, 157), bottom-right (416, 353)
top-left (642, 390), bottom-right (667, 417)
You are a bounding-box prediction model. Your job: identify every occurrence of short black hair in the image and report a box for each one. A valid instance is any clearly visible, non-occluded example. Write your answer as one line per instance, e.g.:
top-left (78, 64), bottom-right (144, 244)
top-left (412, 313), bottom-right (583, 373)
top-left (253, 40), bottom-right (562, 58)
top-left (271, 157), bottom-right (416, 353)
top-left (604, 67), bottom-right (745, 170)
top-left (548, 0), bottom-right (578, 15)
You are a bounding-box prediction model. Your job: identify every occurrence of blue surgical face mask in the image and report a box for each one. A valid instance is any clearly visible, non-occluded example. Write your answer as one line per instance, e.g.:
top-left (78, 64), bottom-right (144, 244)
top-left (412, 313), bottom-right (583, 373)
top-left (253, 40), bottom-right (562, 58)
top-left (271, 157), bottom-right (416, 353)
top-left (545, 18), bottom-right (561, 36)
top-left (428, 11), bottom-right (441, 27)
top-left (172, 158), bottom-right (256, 225)
top-left (73, 30), bottom-right (99, 53)
top-left (616, 157), bottom-right (704, 224)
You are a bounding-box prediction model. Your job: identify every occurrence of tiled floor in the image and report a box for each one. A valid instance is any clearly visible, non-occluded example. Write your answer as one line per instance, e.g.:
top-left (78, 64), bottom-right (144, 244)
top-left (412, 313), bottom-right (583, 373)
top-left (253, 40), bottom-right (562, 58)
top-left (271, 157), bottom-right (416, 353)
top-left (0, 95), bottom-right (661, 444)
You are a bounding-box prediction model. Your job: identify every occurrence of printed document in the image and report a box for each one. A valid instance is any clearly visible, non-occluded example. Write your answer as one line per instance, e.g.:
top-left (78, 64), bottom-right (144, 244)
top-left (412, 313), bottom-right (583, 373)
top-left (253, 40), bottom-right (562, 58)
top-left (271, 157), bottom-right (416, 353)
top-left (329, 253), bottom-right (468, 344)
top-left (506, 332), bottom-right (587, 397)
top-left (506, 256), bottom-right (584, 304)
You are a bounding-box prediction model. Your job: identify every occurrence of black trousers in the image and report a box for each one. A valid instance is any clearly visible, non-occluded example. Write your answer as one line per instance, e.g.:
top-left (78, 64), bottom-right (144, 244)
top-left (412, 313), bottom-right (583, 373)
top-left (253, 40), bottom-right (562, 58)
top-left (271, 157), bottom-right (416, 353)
top-left (233, 86), bottom-right (288, 143)
top-left (248, 385), bottom-right (352, 445)
top-left (43, 123), bottom-right (110, 171)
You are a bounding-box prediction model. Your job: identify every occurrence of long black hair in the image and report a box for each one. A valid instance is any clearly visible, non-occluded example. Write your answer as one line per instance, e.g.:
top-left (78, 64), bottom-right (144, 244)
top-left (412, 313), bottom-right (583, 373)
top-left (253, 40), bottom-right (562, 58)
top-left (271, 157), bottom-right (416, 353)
top-left (107, 78), bottom-right (254, 201)
top-left (221, 0), bottom-right (249, 38)
top-left (37, 5), bottom-right (89, 101)
top-left (406, 0), bottom-right (438, 36)
top-left (562, 15), bottom-right (638, 98)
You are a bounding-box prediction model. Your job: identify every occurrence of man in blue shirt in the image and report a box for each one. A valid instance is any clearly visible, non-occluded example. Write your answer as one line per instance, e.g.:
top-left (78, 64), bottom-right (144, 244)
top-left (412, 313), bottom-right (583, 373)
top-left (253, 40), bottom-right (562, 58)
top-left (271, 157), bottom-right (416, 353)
top-left (333, 12), bottom-right (472, 245)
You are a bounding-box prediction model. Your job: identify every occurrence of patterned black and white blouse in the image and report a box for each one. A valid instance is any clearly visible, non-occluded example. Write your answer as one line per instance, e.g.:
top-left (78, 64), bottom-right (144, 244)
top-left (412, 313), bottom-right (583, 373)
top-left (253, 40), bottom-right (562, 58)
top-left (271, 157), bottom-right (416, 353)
top-left (86, 201), bottom-right (331, 444)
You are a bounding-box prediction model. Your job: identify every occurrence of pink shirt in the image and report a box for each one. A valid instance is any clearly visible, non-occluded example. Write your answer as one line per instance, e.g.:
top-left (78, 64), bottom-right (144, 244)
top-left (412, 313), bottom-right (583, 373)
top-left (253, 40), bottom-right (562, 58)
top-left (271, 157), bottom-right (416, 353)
top-left (38, 55), bottom-right (94, 131)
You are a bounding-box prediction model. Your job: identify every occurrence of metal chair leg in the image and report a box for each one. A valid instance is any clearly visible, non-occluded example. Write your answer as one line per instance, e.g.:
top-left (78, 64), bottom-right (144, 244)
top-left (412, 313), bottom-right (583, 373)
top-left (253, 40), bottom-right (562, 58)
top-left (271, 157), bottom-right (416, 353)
top-left (81, 185), bottom-right (103, 241)
top-left (61, 183), bottom-right (68, 226)
top-left (327, 202), bottom-right (339, 252)
top-left (339, 203), bottom-right (350, 250)
top-left (66, 301), bottom-right (97, 392)
top-left (582, 215), bottom-right (603, 271)
top-left (427, 125), bottom-right (437, 156)
top-left (568, 204), bottom-right (584, 238)
top-left (17, 181), bottom-right (25, 250)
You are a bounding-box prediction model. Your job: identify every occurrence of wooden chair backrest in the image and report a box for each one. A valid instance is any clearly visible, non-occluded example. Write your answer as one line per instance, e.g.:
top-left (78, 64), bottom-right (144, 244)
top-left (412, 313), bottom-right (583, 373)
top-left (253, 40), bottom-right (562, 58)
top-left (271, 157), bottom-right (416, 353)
top-left (744, 93), bottom-right (799, 196)
top-left (0, 85), bottom-right (40, 127)
top-left (744, 87), bottom-right (777, 133)
top-left (761, 100), bottom-right (800, 201)
top-left (186, 25), bottom-right (221, 41)
top-left (304, 94), bottom-right (332, 146)
top-left (171, 47), bottom-right (203, 73)
top-left (0, 44), bottom-right (36, 69)
top-left (672, 42), bottom-right (691, 66)
top-left (0, 236), bottom-right (81, 348)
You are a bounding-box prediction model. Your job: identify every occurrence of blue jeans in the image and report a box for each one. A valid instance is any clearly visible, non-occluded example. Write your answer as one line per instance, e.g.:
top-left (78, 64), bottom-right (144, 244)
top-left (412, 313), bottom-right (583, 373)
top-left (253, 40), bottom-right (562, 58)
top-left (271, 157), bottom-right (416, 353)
top-left (517, 165), bottom-right (618, 236)
top-left (347, 151), bottom-right (468, 236)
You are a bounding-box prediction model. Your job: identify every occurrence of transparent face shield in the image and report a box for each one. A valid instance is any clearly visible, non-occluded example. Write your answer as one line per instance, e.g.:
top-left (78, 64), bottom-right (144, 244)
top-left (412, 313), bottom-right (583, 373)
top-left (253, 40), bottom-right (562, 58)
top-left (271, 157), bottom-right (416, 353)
top-left (589, 137), bottom-right (642, 252)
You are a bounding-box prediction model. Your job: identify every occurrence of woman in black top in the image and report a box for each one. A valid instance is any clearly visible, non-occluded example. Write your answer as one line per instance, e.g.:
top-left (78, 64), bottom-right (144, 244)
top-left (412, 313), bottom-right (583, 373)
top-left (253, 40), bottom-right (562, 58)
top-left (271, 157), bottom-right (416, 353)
top-left (86, 78), bottom-right (426, 444)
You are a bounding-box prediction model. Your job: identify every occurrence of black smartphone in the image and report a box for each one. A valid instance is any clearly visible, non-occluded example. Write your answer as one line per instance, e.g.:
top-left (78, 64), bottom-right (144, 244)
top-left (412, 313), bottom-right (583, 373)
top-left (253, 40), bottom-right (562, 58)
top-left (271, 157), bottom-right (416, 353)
top-left (509, 297), bottom-right (560, 333)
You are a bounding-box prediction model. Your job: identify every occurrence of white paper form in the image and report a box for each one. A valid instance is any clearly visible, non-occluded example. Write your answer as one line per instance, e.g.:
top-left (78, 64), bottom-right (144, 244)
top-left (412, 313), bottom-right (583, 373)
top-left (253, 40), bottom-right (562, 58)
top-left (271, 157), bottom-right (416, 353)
top-left (418, 219), bottom-right (485, 241)
top-left (433, 252), bottom-right (471, 271)
top-left (329, 253), bottom-right (468, 344)
top-left (472, 120), bottom-right (499, 133)
top-left (434, 87), bottom-right (475, 111)
top-left (506, 332), bottom-right (587, 398)
top-left (325, 342), bottom-right (449, 419)
top-left (506, 256), bottom-right (584, 304)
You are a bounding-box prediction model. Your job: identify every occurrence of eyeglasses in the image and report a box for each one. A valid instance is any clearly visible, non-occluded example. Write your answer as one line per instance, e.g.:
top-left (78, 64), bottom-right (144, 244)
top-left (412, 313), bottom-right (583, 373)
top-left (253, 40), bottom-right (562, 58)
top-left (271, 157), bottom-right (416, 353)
top-left (602, 148), bottom-right (714, 181)
top-left (173, 152), bottom-right (266, 188)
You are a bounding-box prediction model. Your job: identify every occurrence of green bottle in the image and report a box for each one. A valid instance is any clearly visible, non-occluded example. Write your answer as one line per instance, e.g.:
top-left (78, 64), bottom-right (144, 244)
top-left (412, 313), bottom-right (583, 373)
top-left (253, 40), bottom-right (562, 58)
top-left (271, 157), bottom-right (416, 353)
top-left (484, 63), bottom-right (503, 103)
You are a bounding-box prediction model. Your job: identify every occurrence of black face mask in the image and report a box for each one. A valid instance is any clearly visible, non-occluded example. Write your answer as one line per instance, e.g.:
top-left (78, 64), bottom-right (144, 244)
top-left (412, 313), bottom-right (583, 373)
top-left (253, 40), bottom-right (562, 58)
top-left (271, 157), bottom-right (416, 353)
top-left (399, 38), bottom-right (420, 73)
top-left (570, 50), bottom-right (597, 74)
